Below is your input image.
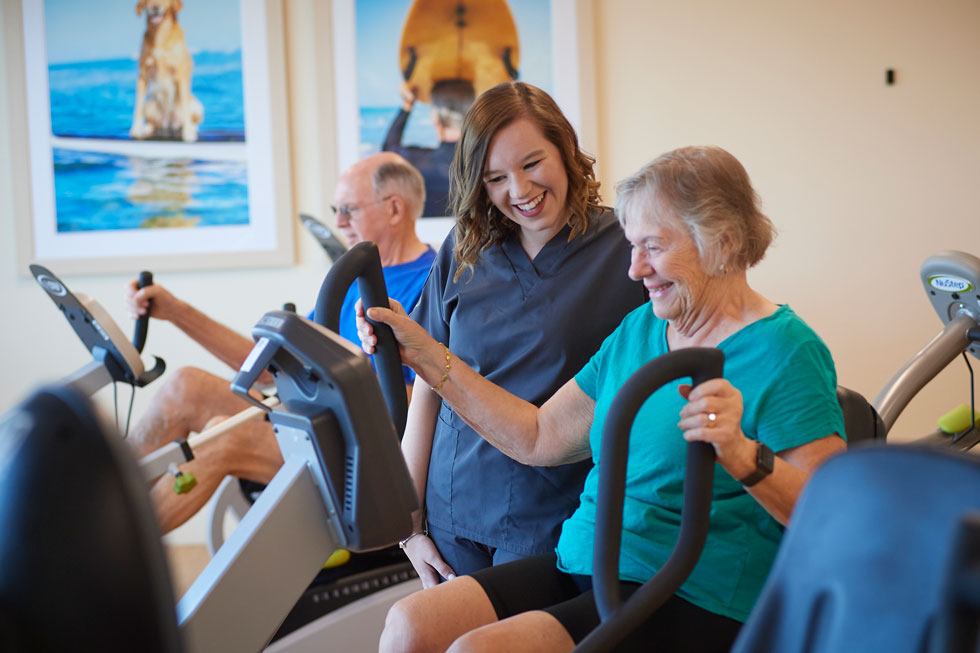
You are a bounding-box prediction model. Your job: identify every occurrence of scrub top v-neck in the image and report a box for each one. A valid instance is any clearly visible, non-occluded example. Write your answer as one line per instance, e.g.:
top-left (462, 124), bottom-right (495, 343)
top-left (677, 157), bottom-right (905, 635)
top-left (412, 208), bottom-right (647, 555)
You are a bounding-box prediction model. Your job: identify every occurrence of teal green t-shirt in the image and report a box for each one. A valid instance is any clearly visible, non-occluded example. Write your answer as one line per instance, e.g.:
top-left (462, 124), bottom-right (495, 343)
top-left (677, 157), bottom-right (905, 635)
top-left (557, 304), bottom-right (844, 622)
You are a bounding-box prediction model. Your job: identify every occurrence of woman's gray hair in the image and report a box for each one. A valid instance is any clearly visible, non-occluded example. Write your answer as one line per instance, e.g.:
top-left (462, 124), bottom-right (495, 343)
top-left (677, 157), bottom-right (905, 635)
top-left (615, 146), bottom-right (775, 273)
top-left (373, 159), bottom-right (426, 218)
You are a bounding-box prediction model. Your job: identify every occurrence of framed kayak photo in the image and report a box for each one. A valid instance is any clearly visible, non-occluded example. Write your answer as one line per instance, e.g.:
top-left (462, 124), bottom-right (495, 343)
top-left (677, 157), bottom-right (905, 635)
top-left (332, 0), bottom-right (597, 244)
top-left (7, 0), bottom-right (294, 275)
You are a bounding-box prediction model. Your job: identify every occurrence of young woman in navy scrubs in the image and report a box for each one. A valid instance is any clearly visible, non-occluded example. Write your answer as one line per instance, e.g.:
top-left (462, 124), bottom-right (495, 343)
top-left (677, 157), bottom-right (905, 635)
top-left (385, 82), bottom-right (647, 587)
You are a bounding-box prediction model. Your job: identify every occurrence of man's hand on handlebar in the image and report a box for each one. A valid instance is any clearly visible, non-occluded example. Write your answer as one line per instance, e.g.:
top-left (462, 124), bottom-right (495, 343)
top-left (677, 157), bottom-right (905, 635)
top-left (125, 279), bottom-right (184, 323)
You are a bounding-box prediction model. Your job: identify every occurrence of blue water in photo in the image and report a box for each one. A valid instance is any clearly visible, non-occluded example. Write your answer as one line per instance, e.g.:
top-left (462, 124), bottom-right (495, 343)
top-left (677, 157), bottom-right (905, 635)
top-left (48, 51), bottom-right (248, 232)
top-left (53, 149), bottom-right (248, 232)
top-left (49, 50), bottom-right (245, 141)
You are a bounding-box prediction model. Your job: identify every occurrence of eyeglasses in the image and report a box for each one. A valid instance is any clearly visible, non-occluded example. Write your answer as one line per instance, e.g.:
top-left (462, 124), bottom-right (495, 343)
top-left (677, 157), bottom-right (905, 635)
top-left (330, 195), bottom-right (393, 218)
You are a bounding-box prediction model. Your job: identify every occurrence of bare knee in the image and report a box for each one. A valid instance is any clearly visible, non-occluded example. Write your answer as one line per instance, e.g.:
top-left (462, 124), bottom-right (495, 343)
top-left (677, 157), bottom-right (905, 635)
top-left (446, 628), bottom-right (495, 653)
top-left (380, 579), bottom-right (498, 653)
top-left (151, 367), bottom-right (234, 434)
top-left (158, 367), bottom-right (219, 410)
top-left (380, 595), bottom-right (428, 653)
top-left (131, 367), bottom-right (225, 454)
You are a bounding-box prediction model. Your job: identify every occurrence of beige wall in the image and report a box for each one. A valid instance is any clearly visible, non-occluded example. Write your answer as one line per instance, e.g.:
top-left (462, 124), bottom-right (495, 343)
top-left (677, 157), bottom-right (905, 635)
top-left (592, 0), bottom-right (980, 440)
top-left (0, 0), bottom-right (978, 544)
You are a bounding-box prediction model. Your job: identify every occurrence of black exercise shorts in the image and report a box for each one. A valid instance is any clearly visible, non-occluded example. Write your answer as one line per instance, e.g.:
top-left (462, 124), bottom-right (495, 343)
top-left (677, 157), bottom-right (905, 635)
top-left (469, 553), bottom-right (742, 652)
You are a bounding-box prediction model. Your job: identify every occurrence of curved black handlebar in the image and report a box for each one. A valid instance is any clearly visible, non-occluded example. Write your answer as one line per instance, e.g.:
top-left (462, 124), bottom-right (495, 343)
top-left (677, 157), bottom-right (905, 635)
top-left (312, 242), bottom-right (408, 438)
top-left (132, 271), bottom-right (153, 354)
top-left (577, 347), bottom-right (725, 652)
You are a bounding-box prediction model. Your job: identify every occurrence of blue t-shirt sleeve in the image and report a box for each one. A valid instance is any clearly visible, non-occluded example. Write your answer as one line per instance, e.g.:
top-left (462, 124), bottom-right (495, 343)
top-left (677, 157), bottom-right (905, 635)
top-left (755, 339), bottom-right (845, 452)
top-left (574, 349), bottom-right (601, 401)
top-left (573, 316), bottom-right (628, 401)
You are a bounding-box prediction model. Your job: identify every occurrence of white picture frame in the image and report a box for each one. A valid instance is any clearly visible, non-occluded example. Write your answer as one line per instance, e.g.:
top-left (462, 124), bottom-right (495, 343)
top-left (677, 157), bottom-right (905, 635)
top-left (8, 0), bottom-right (293, 276)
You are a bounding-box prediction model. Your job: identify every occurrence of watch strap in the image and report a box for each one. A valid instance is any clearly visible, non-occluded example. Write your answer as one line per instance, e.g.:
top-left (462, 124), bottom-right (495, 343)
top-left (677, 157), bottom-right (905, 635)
top-left (739, 441), bottom-right (774, 487)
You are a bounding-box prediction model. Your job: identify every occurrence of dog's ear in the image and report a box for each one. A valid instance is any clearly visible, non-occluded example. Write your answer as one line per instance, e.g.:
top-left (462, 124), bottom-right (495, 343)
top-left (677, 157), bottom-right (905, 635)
top-left (136, 0), bottom-right (146, 16)
top-left (173, 0), bottom-right (183, 14)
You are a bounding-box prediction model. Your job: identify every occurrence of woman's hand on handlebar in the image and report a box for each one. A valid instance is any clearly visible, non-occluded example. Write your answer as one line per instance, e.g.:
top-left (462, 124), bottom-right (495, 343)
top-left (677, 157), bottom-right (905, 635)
top-left (355, 298), bottom-right (438, 370)
top-left (677, 378), bottom-right (755, 470)
top-left (402, 534), bottom-right (456, 589)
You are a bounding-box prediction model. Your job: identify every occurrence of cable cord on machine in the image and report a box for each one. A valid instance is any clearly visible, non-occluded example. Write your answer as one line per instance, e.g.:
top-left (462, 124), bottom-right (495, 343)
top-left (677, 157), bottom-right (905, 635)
top-left (112, 382), bottom-right (138, 439)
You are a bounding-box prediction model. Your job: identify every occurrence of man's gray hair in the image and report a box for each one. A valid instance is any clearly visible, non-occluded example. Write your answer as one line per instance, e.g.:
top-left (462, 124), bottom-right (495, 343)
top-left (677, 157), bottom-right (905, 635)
top-left (373, 159), bottom-right (426, 219)
top-left (430, 79), bottom-right (475, 130)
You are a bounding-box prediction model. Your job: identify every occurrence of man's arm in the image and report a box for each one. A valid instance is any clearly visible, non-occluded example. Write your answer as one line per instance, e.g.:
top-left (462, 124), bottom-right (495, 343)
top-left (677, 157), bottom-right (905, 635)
top-left (382, 82), bottom-right (416, 152)
top-left (126, 280), bottom-right (274, 384)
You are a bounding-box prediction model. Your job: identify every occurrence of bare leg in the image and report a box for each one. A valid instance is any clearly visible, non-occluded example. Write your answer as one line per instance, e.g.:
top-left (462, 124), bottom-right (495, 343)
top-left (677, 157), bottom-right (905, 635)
top-left (151, 415), bottom-right (283, 533)
top-left (380, 576), bottom-right (498, 653)
top-left (448, 611), bottom-right (574, 653)
top-left (129, 366), bottom-right (256, 457)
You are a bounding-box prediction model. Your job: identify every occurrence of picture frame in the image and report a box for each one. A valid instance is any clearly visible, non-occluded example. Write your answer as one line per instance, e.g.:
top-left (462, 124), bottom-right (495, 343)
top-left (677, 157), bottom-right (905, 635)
top-left (7, 0), bottom-right (293, 276)
top-left (330, 0), bottom-right (596, 246)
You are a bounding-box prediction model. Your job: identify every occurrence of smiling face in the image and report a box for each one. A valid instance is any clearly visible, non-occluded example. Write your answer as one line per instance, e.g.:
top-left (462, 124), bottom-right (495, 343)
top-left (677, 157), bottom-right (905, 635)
top-left (482, 118), bottom-right (570, 254)
top-left (623, 195), bottom-right (711, 324)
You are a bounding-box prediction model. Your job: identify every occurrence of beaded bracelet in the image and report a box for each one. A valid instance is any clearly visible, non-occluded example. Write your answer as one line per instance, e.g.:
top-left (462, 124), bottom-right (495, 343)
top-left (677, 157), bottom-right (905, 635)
top-left (430, 342), bottom-right (452, 391)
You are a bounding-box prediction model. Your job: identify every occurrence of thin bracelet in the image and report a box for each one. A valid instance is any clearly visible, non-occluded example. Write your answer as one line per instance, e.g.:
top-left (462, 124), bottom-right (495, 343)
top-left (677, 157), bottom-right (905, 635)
top-left (430, 342), bottom-right (452, 391)
top-left (398, 528), bottom-right (428, 550)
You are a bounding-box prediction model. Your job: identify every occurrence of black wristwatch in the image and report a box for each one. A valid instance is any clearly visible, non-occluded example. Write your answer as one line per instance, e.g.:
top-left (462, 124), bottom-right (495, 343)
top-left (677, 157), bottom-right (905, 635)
top-left (738, 441), bottom-right (774, 487)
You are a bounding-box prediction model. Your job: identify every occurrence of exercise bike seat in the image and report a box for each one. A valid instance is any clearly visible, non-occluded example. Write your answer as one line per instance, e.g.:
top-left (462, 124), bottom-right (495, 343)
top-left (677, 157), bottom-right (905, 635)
top-left (837, 385), bottom-right (886, 446)
top-left (731, 445), bottom-right (980, 652)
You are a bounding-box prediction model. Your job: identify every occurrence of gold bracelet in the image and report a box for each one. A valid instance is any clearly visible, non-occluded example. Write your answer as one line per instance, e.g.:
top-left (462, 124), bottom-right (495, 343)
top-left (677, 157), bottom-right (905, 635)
top-left (430, 342), bottom-right (452, 391)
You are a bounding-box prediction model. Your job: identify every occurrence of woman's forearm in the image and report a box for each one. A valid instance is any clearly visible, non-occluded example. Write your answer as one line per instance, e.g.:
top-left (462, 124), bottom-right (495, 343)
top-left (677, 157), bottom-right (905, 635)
top-left (720, 435), bottom-right (845, 526)
top-left (401, 378), bottom-right (441, 530)
top-left (414, 342), bottom-right (592, 466)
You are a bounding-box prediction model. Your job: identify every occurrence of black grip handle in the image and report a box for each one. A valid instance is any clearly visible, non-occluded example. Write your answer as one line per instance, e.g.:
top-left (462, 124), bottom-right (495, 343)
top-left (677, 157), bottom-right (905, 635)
top-left (312, 242), bottom-right (408, 438)
top-left (578, 347), bottom-right (725, 653)
top-left (132, 271), bottom-right (153, 354)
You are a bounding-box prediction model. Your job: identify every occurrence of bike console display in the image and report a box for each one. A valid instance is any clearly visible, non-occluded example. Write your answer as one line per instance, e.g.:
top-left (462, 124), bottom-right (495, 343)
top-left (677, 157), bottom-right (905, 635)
top-left (230, 310), bottom-right (417, 551)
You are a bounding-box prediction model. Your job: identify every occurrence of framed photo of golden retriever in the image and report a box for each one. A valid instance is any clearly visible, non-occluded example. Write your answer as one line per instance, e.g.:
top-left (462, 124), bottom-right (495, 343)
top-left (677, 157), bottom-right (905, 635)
top-left (9, 0), bottom-right (293, 275)
top-left (331, 0), bottom-right (597, 246)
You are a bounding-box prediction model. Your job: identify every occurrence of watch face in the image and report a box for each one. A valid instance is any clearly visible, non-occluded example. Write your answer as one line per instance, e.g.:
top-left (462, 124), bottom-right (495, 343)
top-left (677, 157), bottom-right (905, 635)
top-left (739, 441), bottom-right (774, 487)
top-left (757, 442), bottom-right (775, 474)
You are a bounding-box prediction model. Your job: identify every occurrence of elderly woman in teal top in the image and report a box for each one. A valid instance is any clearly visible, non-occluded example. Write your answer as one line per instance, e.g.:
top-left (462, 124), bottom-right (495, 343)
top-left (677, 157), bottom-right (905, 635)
top-left (361, 145), bottom-right (847, 652)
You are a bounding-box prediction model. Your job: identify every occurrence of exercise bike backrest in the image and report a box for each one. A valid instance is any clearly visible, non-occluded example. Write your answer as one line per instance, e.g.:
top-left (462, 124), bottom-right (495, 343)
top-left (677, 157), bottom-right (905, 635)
top-left (311, 241), bottom-right (407, 437)
top-left (575, 347), bottom-right (725, 653)
top-left (30, 265), bottom-right (165, 390)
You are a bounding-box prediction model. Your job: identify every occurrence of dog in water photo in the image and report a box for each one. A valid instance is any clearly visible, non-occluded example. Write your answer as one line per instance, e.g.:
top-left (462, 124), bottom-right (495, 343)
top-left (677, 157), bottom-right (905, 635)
top-left (130, 0), bottom-right (204, 142)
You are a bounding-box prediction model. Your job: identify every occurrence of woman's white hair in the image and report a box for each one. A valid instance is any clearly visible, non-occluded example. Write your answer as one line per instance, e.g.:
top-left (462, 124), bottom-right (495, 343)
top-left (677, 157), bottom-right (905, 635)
top-left (615, 146), bottom-right (775, 273)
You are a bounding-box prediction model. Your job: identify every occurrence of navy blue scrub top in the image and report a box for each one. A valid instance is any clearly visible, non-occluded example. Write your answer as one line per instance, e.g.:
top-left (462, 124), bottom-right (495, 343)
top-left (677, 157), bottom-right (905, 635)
top-left (411, 208), bottom-right (648, 555)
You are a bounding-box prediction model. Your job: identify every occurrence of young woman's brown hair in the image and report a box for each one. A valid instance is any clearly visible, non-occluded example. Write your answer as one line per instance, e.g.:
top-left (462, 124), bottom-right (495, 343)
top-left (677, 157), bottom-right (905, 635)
top-left (448, 82), bottom-right (601, 280)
